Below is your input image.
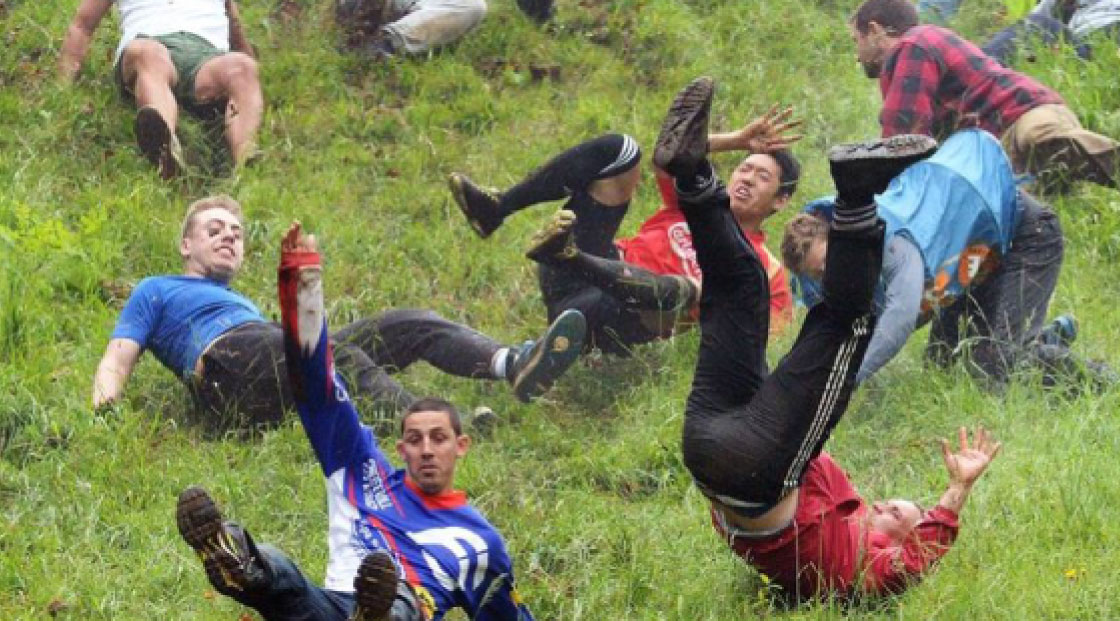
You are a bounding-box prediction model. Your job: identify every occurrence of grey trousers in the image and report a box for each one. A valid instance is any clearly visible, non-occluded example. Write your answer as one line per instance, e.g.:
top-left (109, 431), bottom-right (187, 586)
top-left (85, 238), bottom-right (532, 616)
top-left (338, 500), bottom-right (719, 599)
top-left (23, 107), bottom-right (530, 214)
top-left (383, 0), bottom-right (487, 54)
top-left (926, 191), bottom-right (1065, 383)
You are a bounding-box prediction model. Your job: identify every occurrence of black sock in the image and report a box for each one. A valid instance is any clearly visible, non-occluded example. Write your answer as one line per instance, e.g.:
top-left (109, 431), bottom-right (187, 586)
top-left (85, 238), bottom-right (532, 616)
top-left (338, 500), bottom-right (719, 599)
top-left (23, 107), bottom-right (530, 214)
top-left (568, 253), bottom-right (698, 313)
top-left (500, 134), bottom-right (641, 215)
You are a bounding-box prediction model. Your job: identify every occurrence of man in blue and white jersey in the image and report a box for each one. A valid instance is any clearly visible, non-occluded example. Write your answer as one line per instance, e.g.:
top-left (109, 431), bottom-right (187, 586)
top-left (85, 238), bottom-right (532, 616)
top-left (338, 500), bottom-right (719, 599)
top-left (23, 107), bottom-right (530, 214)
top-left (175, 223), bottom-right (534, 620)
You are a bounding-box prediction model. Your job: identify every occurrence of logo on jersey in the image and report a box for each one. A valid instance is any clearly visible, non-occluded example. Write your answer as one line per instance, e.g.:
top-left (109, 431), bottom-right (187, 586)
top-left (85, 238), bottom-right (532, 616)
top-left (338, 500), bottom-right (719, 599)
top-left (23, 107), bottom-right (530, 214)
top-left (667, 222), bottom-right (702, 281)
top-left (407, 526), bottom-right (491, 592)
top-left (360, 460), bottom-right (393, 510)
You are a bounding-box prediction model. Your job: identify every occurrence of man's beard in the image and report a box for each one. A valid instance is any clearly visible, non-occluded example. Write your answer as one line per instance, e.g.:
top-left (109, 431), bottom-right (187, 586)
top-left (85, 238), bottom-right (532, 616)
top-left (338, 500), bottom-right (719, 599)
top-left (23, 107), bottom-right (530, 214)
top-left (861, 60), bottom-right (881, 79)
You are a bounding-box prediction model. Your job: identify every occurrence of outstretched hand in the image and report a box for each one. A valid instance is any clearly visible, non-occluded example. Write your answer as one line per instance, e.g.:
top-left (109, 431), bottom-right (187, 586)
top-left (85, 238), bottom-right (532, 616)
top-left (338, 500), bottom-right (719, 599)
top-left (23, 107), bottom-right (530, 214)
top-left (941, 426), bottom-right (1001, 488)
top-left (734, 105), bottom-right (804, 153)
top-left (281, 221), bottom-right (318, 254)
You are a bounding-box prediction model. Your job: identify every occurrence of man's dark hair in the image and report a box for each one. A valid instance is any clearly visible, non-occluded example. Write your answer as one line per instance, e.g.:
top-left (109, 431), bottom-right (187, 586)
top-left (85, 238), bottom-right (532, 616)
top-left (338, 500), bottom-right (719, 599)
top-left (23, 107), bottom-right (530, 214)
top-left (770, 149), bottom-right (801, 198)
top-left (852, 0), bottom-right (919, 35)
top-left (400, 397), bottom-right (463, 436)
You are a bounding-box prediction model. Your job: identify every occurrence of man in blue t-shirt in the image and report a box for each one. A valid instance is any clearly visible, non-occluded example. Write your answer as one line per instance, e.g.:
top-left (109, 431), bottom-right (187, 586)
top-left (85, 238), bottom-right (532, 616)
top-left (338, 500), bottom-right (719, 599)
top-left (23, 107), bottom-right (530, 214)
top-left (93, 195), bottom-right (586, 430)
top-left (176, 223), bottom-right (534, 620)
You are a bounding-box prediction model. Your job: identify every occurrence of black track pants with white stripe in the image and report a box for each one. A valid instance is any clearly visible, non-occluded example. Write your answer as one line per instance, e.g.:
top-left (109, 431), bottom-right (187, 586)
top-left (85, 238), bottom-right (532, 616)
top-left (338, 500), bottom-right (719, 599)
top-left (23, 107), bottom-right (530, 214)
top-left (678, 177), bottom-right (882, 516)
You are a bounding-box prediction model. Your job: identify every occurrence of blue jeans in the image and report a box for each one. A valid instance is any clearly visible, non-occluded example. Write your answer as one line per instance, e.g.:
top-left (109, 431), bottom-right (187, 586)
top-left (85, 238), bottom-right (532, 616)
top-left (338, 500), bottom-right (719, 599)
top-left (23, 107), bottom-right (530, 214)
top-left (225, 544), bottom-right (355, 621)
top-left (917, 0), bottom-right (961, 24)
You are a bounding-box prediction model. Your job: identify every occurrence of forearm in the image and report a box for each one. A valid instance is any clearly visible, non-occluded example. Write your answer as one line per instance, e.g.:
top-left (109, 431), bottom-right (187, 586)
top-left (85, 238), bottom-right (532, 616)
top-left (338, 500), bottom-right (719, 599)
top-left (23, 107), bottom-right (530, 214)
top-left (707, 131), bottom-right (741, 154)
top-left (59, 25), bottom-right (94, 81)
top-left (92, 359), bottom-right (130, 407)
top-left (227, 1), bottom-right (253, 56)
top-left (937, 482), bottom-right (972, 514)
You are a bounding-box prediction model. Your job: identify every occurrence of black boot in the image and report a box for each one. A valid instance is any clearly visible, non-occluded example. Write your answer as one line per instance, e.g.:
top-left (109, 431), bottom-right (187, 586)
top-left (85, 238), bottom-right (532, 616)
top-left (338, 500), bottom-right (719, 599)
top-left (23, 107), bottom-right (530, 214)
top-left (653, 77), bottom-right (715, 180)
top-left (828, 134), bottom-right (937, 208)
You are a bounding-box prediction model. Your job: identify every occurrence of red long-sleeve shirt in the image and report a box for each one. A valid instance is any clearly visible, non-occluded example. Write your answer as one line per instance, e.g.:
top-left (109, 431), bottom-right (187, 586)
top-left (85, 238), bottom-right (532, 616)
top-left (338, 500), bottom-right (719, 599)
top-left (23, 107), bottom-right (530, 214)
top-left (878, 25), bottom-right (1062, 140)
top-left (712, 453), bottom-right (960, 600)
top-left (614, 174), bottom-right (794, 331)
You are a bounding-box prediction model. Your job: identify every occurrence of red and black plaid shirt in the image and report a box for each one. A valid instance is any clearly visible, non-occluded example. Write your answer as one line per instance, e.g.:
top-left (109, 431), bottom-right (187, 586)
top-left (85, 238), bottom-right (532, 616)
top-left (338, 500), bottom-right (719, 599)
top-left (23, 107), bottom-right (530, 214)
top-left (879, 25), bottom-right (1063, 140)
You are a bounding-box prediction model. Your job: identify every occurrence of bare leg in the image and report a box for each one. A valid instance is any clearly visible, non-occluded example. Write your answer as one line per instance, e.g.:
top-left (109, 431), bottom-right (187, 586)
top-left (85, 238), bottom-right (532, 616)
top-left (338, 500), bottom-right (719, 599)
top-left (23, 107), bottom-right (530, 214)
top-left (193, 52), bottom-right (263, 165)
top-left (120, 38), bottom-right (179, 131)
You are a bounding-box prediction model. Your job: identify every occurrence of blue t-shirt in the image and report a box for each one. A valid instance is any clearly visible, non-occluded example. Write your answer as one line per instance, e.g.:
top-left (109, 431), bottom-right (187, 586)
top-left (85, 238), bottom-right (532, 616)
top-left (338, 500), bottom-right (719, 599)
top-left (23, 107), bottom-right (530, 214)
top-left (111, 275), bottom-right (265, 379)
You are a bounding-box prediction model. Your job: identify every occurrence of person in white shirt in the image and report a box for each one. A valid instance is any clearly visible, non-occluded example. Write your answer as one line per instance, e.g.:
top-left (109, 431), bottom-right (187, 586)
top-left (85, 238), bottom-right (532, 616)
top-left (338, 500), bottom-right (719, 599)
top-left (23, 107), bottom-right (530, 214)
top-left (59, 0), bottom-right (263, 179)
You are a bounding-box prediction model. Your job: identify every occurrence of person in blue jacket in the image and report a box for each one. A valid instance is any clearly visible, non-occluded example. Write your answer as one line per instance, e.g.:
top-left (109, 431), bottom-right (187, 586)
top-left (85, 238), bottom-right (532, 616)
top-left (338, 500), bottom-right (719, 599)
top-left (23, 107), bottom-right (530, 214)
top-left (175, 222), bottom-right (534, 621)
top-left (783, 129), bottom-right (1106, 389)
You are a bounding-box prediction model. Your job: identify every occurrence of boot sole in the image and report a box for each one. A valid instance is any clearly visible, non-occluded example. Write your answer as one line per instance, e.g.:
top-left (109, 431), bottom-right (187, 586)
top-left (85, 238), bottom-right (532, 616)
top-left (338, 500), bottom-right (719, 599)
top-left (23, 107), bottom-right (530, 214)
top-left (652, 77), bottom-right (714, 172)
top-left (827, 134), bottom-right (937, 165)
top-left (525, 209), bottom-right (577, 263)
top-left (513, 309), bottom-right (587, 402)
top-left (351, 552), bottom-right (398, 621)
top-left (176, 487), bottom-right (251, 591)
top-left (448, 173), bottom-right (500, 239)
top-left (135, 106), bottom-right (181, 180)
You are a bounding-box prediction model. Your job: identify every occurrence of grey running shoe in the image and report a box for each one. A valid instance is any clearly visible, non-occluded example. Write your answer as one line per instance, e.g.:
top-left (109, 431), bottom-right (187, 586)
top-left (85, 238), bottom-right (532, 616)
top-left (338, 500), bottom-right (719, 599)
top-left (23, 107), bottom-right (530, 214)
top-left (350, 551), bottom-right (398, 621)
top-left (827, 134), bottom-right (937, 207)
top-left (652, 76), bottom-right (715, 179)
top-left (449, 173), bottom-right (506, 238)
top-left (135, 106), bottom-right (183, 180)
top-left (176, 486), bottom-right (268, 593)
top-left (525, 209), bottom-right (578, 263)
top-left (1038, 314), bottom-right (1077, 347)
top-left (509, 309), bottom-right (587, 402)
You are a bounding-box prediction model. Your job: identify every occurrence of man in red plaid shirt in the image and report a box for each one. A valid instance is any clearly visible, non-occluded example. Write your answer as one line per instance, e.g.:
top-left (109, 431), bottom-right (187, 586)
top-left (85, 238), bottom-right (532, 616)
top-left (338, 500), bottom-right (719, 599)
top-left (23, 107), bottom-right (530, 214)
top-left (850, 0), bottom-right (1119, 193)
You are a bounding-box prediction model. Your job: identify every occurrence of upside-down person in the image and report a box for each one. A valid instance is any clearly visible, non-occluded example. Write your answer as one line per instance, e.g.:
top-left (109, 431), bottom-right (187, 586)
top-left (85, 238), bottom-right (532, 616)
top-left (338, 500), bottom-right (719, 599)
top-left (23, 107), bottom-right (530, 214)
top-left (655, 76), bottom-right (1000, 601)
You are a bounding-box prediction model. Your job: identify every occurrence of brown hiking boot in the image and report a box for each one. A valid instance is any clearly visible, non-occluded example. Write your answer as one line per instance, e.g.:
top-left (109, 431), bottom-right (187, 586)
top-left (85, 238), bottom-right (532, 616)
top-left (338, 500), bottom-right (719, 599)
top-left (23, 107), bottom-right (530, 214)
top-left (176, 486), bottom-right (268, 593)
top-left (525, 209), bottom-right (578, 263)
top-left (350, 551), bottom-right (398, 621)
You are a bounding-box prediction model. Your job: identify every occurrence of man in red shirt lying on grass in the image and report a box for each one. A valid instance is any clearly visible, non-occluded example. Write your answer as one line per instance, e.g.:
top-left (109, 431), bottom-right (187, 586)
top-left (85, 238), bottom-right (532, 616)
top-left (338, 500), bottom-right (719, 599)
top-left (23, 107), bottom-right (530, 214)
top-left (448, 106), bottom-right (799, 356)
top-left (654, 76), bottom-right (1001, 602)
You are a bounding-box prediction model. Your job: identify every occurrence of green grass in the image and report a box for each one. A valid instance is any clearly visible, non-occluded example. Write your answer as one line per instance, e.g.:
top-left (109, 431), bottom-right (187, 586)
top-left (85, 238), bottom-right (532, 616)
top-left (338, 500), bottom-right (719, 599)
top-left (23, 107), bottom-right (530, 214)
top-left (3, 0), bottom-right (1120, 618)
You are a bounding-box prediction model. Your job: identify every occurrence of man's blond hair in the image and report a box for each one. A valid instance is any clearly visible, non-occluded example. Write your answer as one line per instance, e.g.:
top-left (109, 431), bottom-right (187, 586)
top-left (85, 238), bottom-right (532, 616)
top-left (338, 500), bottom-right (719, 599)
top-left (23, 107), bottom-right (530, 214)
top-left (180, 195), bottom-right (244, 240)
top-left (781, 213), bottom-right (830, 275)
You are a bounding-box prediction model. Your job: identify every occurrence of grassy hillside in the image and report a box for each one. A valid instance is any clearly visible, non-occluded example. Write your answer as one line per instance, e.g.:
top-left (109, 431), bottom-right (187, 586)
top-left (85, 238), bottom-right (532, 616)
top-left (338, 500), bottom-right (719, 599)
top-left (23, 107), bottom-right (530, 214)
top-left (3, 0), bottom-right (1120, 618)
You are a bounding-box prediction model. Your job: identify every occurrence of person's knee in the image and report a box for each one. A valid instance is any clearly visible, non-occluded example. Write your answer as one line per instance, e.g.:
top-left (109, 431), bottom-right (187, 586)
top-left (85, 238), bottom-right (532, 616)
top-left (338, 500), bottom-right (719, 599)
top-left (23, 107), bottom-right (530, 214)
top-left (220, 53), bottom-right (261, 89)
top-left (121, 39), bottom-right (175, 80)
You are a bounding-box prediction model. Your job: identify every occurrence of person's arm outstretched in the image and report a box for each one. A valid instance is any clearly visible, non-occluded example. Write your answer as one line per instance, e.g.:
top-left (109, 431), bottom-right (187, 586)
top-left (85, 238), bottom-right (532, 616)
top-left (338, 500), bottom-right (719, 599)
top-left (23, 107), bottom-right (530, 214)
top-left (708, 105), bottom-right (803, 154)
top-left (863, 426), bottom-right (1001, 595)
top-left (59, 0), bottom-right (113, 83)
top-left (278, 222), bottom-right (380, 474)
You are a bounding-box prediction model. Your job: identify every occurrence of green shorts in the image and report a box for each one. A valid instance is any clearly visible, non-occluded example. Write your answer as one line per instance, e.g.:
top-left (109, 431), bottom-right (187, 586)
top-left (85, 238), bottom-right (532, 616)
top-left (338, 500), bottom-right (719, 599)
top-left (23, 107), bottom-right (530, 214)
top-left (114, 31), bottom-right (225, 107)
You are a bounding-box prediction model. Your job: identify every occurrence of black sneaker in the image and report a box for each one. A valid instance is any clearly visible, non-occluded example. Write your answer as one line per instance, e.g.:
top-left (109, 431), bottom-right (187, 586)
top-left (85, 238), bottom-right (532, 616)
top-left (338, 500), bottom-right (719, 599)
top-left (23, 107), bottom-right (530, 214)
top-left (652, 76), bottom-right (715, 179)
top-left (176, 486), bottom-right (268, 593)
top-left (135, 106), bottom-right (183, 180)
top-left (509, 309), bottom-right (587, 402)
top-left (449, 173), bottom-right (506, 238)
top-left (827, 134), bottom-right (937, 207)
top-left (516, 0), bottom-right (554, 23)
top-left (350, 551), bottom-right (398, 621)
top-left (525, 209), bottom-right (578, 263)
